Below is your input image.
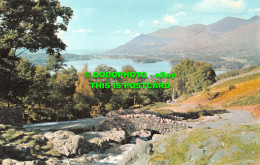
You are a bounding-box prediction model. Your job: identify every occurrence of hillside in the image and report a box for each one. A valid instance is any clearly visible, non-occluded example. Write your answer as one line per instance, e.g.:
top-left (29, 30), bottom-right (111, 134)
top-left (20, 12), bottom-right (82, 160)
top-left (107, 16), bottom-right (260, 57)
top-left (181, 68), bottom-right (260, 118)
top-left (20, 53), bottom-right (91, 65)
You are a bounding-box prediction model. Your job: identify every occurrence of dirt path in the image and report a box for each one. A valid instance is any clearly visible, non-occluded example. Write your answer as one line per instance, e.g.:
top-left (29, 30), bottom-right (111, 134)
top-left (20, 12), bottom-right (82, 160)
top-left (186, 110), bottom-right (259, 129)
top-left (23, 117), bottom-right (108, 132)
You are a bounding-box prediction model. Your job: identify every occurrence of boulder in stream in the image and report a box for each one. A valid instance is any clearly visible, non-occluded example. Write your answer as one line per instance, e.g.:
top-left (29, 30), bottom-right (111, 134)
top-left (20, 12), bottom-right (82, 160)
top-left (51, 130), bottom-right (86, 157)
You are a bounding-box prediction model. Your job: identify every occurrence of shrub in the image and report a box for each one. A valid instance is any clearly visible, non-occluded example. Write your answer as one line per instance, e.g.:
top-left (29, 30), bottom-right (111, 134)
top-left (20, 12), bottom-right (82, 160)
top-left (229, 85), bottom-right (236, 91)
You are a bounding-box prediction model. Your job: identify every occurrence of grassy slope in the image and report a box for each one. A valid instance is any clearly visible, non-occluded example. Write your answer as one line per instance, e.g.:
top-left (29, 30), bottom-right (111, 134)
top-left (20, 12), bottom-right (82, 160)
top-left (0, 124), bottom-right (61, 159)
top-left (181, 69), bottom-right (260, 118)
top-left (151, 124), bottom-right (260, 165)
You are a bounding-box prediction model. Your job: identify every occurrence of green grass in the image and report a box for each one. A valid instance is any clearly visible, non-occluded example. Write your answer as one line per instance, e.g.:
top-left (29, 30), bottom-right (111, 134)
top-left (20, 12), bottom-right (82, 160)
top-left (41, 140), bottom-right (53, 151)
top-left (213, 73), bottom-right (260, 89)
top-left (21, 140), bottom-right (37, 148)
top-left (15, 136), bottom-right (30, 144)
top-left (1, 128), bottom-right (25, 142)
top-left (142, 103), bottom-right (227, 119)
top-left (150, 125), bottom-right (260, 164)
top-left (0, 124), bottom-right (61, 158)
top-left (216, 64), bottom-right (260, 81)
top-left (0, 124), bottom-right (11, 131)
top-left (230, 92), bottom-right (260, 106)
top-left (45, 149), bottom-right (61, 157)
top-left (216, 125), bottom-right (260, 164)
top-left (150, 128), bottom-right (210, 164)
top-left (141, 102), bottom-right (178, 114)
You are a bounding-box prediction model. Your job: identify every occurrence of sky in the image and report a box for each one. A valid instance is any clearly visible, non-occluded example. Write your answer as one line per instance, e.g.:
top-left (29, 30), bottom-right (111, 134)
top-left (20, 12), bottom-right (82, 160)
top-left (58, 0), bottom-right (260, 53)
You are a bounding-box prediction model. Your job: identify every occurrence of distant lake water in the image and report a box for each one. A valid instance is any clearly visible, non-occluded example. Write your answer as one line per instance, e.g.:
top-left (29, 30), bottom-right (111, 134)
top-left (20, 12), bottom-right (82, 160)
top-left (65, 59), bottom-right (226, 75)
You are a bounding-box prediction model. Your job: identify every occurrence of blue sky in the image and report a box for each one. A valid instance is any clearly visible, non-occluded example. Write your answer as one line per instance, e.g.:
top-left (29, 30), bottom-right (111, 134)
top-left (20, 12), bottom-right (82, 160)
top-left (59, 0), bottom-right (260, 53)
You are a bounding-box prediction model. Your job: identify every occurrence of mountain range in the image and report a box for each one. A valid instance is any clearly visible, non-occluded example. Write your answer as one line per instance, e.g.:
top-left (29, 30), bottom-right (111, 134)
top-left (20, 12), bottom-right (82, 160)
top-left (106, 16), bottom-right (260, 56)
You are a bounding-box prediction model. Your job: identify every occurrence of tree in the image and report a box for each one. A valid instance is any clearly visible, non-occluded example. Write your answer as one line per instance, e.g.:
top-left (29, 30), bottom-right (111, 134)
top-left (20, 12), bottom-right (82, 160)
top-left (0, 52), bottom-right (35, 106)
top-left (46, 53), bottom-right (66, 72)
top-left (120, 65), bottom-right (141, 107)
top-left (47, 66), bottom-right (78, 121)
top-left (170, 58), bottom-right (216, 98)
top-left (22, 65), bottom-right (51, 123)
top-left (75, 64), bottom-right (93, 96)
top-left (73, 64), bottom-right (95, 118)
top-left (138, 77), bottom-right (169, 105)
top-left (0, 0), bottom-right (73, 58)
top-left (0, 0), bottom-right (73, 106)
top-left (92, 64), bottom-right (117, 105)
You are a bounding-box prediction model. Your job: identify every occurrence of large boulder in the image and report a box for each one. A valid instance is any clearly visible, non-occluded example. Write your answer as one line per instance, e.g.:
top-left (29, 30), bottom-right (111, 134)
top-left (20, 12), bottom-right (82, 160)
top-left (52, 130), bottom-right (86, 157)
top-left (136, 138), bottom-right (153, 156)
top-left (119, 139), bottom-right (153, 165)
top-left (43, 132), bottom-right (55, 140)
top-left (82, 130), bottom-right (127, 151)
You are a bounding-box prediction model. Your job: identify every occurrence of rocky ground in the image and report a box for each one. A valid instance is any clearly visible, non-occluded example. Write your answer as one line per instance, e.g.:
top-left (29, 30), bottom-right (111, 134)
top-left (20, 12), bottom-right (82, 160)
top-left (0, 109), bottom-right (259, 165)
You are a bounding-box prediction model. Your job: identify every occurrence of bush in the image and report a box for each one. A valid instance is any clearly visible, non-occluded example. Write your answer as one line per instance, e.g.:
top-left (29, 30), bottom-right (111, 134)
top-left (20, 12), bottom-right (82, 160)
top-left (105, 103), bottom-right (113, 111)
top-left (229, 85), bottom-right (236, 91)
top-left (143, 98), bottom-right (151, 105)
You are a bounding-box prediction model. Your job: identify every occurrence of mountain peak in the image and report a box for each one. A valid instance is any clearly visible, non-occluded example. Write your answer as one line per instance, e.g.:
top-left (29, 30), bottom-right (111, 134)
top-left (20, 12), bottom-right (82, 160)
top-left (248, 15), bottom-right (260, 22)
top-left (217, 16), bottom-right (246, 23)
top-left (207, 16), bottom-right (247, 33)
top-left (223, 16), bottom-right (240, 20)
top-left (107, 16), bottom-right (260, 56)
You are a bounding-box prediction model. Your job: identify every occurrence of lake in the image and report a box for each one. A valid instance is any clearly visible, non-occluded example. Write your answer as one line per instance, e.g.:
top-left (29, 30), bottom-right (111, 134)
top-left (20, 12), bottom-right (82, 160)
top-left (65, 59), bottom-right (226, 75)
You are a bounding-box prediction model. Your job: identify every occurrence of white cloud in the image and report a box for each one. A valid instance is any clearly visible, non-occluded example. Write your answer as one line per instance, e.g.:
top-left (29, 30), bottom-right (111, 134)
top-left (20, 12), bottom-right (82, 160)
top-left (130, 33), bottom-right (141, 38)
top-left (153, 20), bottom-right (159, 24)
top-left (115, 30), bottom-right (121, 34)
top-left (249, 8), bottom-right (260, 13)
top-left (176, 11), bottom-right (187, 16)
top-left (138, 20), bottom-right (161, 27)
top-left (72, 29), bottom-right (93, 33)
top-left (194, 0), bottom-right (247, 13)
top-left (134, 33), bottom-right (140, 37)
top-left (124, 30), bottom-right (131, 34)
top-left (163, 15), bottom-right (177, 24)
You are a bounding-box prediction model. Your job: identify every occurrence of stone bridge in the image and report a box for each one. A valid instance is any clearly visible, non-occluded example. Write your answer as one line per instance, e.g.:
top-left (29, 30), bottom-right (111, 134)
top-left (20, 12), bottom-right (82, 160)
top-left (97, 111), bottom-right (189, 135)
top-left (24, 110), bottom-right (190, 135)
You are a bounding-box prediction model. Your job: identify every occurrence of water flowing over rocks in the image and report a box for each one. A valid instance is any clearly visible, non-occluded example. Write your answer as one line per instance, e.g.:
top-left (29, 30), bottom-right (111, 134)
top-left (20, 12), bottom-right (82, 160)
top-left (1, 109), bottom-right (205, 164)
top-left (1, 109), bottom-right (258, 164)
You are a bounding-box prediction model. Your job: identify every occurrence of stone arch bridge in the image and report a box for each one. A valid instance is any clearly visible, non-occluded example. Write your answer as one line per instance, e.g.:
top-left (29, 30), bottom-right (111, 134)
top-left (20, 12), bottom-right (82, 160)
top-left (24, 110), bottom-right (190, 135)
top-left (97, 113), bottom-right (189, 135)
